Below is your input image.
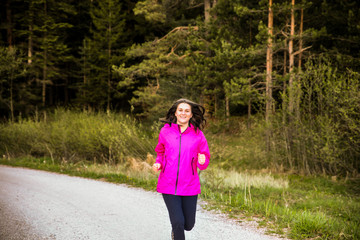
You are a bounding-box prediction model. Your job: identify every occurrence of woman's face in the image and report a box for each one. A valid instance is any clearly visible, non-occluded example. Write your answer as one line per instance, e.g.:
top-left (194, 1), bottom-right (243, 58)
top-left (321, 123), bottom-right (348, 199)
top-left (175, 103), bottom-right (193, 126)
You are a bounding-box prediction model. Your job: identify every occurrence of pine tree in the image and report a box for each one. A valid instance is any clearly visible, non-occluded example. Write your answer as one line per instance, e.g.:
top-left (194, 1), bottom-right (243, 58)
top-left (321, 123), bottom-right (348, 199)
top-left (0, 47), bottom-right (28, 121)
top-left (16, 0), bottom-right (75, 107)
top-left (86, 0), bottom-right (126, 112)
top-left (114, 26), bottom-right (197, 119)
top-left (114, 0), bottom-right (207, 119)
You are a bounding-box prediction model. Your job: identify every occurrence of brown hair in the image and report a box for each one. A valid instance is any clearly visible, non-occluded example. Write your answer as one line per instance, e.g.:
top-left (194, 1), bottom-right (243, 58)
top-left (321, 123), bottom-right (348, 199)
top-left (160, 98), bottom-right (206, 131)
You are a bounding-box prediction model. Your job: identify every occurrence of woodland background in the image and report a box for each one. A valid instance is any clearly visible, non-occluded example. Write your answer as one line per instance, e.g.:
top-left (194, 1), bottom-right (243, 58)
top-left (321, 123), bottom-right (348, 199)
top-left (0, 0), bottom-right (360, 177)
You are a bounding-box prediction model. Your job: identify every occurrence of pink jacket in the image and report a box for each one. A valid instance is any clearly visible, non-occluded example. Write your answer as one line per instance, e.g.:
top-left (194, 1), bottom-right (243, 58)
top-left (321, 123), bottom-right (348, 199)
top-left (155, 123), bottom-right (210, 196)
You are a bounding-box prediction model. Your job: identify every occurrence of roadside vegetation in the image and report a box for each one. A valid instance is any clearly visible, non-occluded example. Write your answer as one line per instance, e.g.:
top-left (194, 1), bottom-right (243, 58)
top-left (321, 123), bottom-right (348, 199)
top-left (1, 110), bottom-right (359, 239)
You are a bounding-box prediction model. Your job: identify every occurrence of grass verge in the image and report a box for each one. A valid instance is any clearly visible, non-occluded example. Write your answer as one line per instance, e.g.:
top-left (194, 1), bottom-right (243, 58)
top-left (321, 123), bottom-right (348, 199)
top-left (1, 157), bottom-right (359, 239)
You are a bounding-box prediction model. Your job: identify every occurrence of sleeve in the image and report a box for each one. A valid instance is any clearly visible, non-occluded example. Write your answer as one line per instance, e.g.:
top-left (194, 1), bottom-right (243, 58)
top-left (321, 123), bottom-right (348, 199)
top-left (197, 131), bottom-right (210, 171)
top-left (154, 128), bottom-right (165, 169)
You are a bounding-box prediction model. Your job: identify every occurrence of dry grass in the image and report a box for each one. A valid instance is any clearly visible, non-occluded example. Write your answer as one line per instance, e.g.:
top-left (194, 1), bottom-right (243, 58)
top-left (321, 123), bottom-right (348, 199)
top-left (83, 153), bottom-right (156, 181)
top-left (202, 167), bottom-right (289, 190)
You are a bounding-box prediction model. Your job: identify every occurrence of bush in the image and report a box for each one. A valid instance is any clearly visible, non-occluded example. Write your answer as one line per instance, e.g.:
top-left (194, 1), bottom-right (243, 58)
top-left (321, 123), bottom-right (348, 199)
top-left (270, 58), bottom-right (360, 176)
top-left (0, 109), bottom-right (155, 164)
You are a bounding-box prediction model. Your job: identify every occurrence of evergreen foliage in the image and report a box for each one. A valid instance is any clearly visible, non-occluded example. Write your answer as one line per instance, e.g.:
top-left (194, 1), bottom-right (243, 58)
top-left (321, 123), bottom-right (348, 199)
top-left (0, 0), bottom-right (359, 175)
top-left (83, 0), bottom-right (126, 111)
top-left (0, 47), bottom-right (29, 120)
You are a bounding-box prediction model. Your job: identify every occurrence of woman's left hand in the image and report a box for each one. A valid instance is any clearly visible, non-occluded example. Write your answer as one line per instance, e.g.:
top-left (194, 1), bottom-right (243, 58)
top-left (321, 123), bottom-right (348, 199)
top-left (198, 153), bottom-right (206, 165)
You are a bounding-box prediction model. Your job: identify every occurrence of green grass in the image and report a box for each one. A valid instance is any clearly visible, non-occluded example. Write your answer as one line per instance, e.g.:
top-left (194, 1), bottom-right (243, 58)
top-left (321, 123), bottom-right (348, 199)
top-left (0, 109), bottom-right (156, 164)
top-left (1, 156), bottom-right (358, 239)
top-left (0, 110), bottom-right (359, 239)
top-left (199, 168), bottom-right (360, 239)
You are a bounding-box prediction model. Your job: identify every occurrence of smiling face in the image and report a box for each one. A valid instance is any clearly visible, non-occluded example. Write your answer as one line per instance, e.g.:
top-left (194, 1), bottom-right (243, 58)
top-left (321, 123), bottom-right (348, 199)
top-left (175, 103), bottom-right (193, 127)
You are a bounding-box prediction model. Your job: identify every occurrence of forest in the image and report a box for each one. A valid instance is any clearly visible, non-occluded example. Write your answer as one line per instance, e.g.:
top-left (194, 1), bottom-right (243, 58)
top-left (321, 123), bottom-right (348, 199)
top-left (1, 0), bottom-right (359, 176)
top-left (1, 1), bottom-right (360, 238)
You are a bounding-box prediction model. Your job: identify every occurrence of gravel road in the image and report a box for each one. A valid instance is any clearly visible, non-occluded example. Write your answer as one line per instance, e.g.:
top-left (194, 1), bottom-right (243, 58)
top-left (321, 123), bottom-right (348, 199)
top-left (0, 165), bottom-right (283, 240)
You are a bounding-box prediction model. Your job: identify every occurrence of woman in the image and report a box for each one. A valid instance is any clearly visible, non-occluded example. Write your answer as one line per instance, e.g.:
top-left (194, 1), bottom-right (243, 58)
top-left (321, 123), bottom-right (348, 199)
top-left (152, 98), bottom-right (210, 240)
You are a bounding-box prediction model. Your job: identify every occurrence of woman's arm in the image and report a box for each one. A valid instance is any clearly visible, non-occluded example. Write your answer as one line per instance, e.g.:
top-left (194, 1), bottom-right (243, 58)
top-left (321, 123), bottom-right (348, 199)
top-left (154, 128), bottom-right (165, 171)
top-left (197, 131), bottom-right (210, 170)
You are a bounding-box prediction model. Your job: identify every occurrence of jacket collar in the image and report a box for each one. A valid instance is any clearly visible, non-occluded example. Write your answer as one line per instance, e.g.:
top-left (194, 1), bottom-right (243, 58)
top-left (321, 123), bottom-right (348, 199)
top-left (167, 123), bottom-right (195, 133)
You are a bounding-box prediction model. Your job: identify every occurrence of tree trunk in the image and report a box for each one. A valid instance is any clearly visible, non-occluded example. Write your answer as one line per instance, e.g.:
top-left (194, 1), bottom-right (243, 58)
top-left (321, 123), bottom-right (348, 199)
top-left (295, 7), bottom-right (303, 121)
top-left (288, 0), bottom-right (295, 113)
top-left (225, 95), bottom-right (230, 119)
top-left (265, 0), bottom-right (273, 151)
top-left (28, 24), bottom-right (33, 64)
top-left (248, 17), bottom-right (253, 128)
top-left (43, 46), bottom-right (47, 107)
top-left (28, 2), bottom-right (34, 65)
top-left (107, 3), bottom-right (112, 114)
top-left (49, 81), bottom-right (53, 105)
top-left (283, 41), bottom-right (287, 76)
top-left (265, 0), bottom-right (273, 123)
top-left (204, 0), bottom-right (211, 23)
top-left (42, 0), bottom-right (48, 107)
top-left (298, 8), bottom-right (303, 69)
top-left (287, 0), bottom-right (297, 170)
top-left (212, 0), bottom-right (217, 19)
top-left (107, 52), bottom-right (111, 114)
top-left (248, 78), bottom-right (252, 129)
top-left (214, 94), bottom-right (218, 117)
top-left (10, 71), bottom-right (14, 122)
top-left (6, 0), bottom-right (13, 48)
top-left (83, 39), bottom-right (87, 111)
top-left (282, 40), bottom-right (287, 124)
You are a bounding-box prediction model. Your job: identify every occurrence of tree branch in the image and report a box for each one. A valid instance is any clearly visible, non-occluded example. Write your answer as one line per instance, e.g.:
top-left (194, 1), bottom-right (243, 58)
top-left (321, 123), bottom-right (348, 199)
top-left (186, 3), bottom-right (204, 10)
top-left (155, 26), bottom-right (199, 43)
top-left (166, 44), bottom-right (178, 57)
top-left (293, 46), bottom-right (311, 56)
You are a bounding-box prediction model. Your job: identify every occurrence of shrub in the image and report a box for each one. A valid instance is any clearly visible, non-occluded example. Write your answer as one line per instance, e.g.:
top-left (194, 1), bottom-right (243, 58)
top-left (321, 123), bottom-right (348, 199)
top-left (0, 109), bottom-right (155, 164)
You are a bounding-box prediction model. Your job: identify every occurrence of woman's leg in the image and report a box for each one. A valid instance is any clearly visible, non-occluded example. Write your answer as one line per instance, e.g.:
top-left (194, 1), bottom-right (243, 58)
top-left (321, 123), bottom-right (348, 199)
top-left (162, 194), bottom-right (198, 240)
top-left (181, 195), bottom-right (198, 231)
top-left (162, 194), bottom-right (185, 240)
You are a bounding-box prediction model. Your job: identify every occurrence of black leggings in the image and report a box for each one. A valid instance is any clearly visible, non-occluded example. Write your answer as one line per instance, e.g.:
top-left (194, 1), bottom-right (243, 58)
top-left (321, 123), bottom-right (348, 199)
top-left (162, 194), bottom-right (198, 240)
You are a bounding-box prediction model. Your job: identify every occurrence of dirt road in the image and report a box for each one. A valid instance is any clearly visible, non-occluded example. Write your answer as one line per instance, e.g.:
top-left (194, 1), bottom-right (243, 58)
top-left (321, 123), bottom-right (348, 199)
top-left (0, 165), bottom-right (282, 240)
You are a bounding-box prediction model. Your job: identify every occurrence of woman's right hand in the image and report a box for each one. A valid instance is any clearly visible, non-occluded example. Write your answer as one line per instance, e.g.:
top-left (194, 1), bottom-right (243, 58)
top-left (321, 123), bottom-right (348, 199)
top-left (152, 163), bottom-right (161, 172)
